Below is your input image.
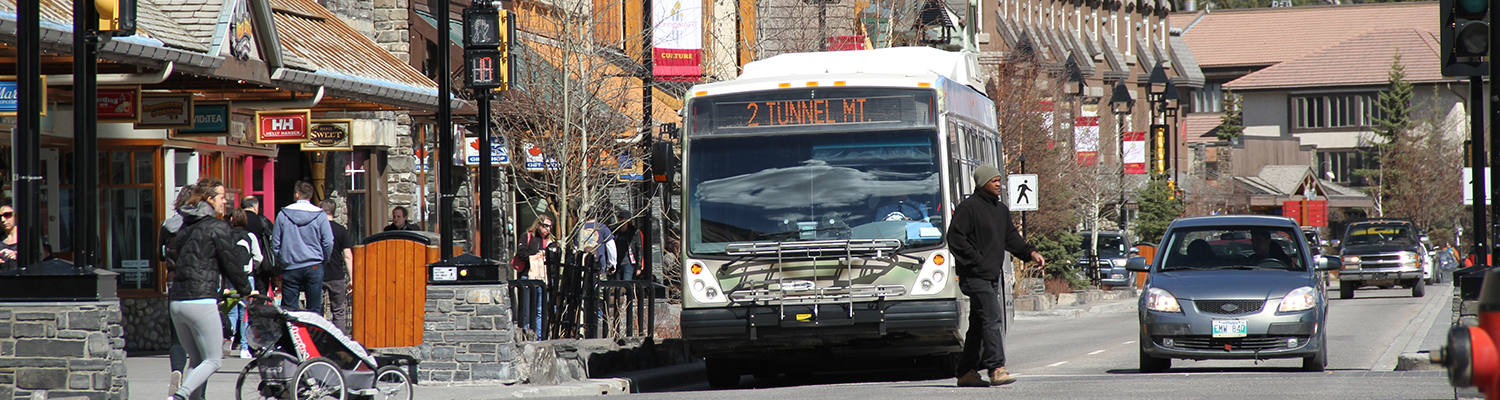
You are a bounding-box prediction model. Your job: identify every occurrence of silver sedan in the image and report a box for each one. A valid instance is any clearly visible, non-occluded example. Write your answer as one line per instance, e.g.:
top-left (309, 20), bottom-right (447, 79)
top-left (1126, 215), bottom-right (1341, 372)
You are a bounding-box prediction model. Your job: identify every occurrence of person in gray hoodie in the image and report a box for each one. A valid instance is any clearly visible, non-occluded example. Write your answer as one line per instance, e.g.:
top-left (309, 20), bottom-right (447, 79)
top-left (271, 180), bottom-right (334, 312)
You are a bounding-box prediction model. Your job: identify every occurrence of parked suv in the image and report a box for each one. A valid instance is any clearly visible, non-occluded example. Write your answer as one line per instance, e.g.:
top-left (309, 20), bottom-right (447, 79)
top-left (1336, 219), bottom-right (1429, 299)
top-left (1077, 231), bottom-right (1136, 288)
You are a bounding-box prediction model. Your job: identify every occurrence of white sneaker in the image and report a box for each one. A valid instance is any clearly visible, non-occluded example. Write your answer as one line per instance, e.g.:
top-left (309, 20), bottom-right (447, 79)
top-left (167, 370), bottom-right (182, 397)
top-left (241, 348), bottom-right (253, 359)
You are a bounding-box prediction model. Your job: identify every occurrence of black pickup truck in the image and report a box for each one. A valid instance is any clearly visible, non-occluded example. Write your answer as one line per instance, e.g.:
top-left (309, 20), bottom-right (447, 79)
top-left (1336, 219), bottom-right (1430, 299)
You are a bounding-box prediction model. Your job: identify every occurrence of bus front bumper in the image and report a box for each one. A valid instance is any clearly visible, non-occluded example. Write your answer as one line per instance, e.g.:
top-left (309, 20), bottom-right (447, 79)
top-left (681, 299), bottom-right (963, 357)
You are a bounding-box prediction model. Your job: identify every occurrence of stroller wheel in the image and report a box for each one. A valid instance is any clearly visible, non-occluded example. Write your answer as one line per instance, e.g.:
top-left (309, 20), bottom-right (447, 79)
top-left (236, 360), bottom-right (279, 400)
top-left (293, 357), bottom-right (347, 400)
top-left (371, 366), bottom-right (414, 400)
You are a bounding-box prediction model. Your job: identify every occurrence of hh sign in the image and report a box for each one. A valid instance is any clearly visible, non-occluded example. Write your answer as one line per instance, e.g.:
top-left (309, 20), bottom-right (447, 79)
top-left (255, 110), bottom-right (311, 144)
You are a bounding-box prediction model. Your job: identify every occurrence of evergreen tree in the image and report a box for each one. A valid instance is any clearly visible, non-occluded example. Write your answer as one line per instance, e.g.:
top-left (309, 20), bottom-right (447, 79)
top-left (1217, 90), bottom-right (1244, 141)
top-left (1134, 172), bottom-right (1183, 244)
top-left (1356, 53), bottom-right (1414, 214)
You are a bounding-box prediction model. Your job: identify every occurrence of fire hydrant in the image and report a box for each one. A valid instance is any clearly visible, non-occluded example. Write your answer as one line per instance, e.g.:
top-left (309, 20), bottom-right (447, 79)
top-left (1433, 268), bottom-right (1500, 399)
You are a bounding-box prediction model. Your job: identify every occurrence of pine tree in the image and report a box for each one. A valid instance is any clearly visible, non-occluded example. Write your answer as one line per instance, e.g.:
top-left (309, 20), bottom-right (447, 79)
top-left (1134, 172), bottom-right (1183, 244)
top-left (1217, 90), bottom-right (1244, 141)
top-left (1357, 53), bottom-right (1414, 215)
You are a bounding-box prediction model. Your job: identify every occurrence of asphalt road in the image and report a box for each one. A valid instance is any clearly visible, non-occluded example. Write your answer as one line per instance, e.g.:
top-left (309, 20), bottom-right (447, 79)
top-left (632, 282), bottom-right (1464, 399)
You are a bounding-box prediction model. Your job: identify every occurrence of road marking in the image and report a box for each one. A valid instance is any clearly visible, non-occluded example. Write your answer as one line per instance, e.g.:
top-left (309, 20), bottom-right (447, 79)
top-left (1087, 350), bottom-right (1106, 355)
top-left (1047, 361), bottom-right (1068, 367)
top-left (1123, 341), bottom-right (1137, 345)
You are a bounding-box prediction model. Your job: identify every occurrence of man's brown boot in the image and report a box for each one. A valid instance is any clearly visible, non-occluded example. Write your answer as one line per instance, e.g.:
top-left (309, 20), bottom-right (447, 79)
top-left (990, 367), bottom-right (1017, 386)
top-left (956, 370), bottom-right (988, 387)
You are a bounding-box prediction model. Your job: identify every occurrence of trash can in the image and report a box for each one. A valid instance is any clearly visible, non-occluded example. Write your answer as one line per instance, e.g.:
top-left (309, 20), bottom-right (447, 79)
top-left (352, 230), bottom-right (441, 348)
top-left (427, 254), bottom-right (505, 285)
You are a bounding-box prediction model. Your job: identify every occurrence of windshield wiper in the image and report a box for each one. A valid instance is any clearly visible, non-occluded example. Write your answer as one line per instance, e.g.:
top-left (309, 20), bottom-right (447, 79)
top-left (754, 226), bottom-right (850, 241)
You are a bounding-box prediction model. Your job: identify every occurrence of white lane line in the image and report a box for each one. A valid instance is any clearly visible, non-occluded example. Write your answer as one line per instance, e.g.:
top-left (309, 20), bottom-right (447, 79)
top-left (1047, 361), bottom-right (1068, 367)
top-left (1087, 350), bottom-right (1106, 355)
top-left (1123, 341), bottom-right (1137, 345)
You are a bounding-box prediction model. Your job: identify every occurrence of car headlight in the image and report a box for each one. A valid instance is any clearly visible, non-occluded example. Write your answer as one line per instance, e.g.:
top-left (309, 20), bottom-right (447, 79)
top-left (1277, 286), bottom-right (1317, 312)
top-left (1342, 255), bottom-right (1361, 264)
top-left (1145, 288), bottom-right (1182, 313)
top-left (1396, 252), bottom-right (1418, 262)
top-left (1111, 258), bottom-right (1127, 267)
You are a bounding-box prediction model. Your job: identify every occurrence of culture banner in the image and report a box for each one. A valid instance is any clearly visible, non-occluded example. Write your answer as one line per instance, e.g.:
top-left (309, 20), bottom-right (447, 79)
top-left (1074, 102), bottom-right (1099, 165)
top-left (652, 0), bottom-right (702, 80)
top-left (1124, 131), bottom-right (1147, 174)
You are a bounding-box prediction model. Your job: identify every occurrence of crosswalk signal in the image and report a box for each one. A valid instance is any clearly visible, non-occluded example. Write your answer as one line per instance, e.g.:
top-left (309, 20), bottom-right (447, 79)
top-left (1442, 0), bottom-right (1490, 76)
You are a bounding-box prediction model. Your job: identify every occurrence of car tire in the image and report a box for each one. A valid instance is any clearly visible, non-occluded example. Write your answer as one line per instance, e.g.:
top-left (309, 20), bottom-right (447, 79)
top-left (1339, 283), bottom-right (1354, 299)
top-left (1302, 335), bottom-right (1327, 372)
top-left (1139, 348), bottom-right (1170, 373)
top-left (1412, 278), bottom-right (1425, 298)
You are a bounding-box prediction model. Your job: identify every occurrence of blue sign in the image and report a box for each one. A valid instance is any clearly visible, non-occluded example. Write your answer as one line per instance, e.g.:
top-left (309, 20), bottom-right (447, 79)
top-left (180, 104), bottom-right (230, 134)
top-left (0, 82), bottom-right (17, 112)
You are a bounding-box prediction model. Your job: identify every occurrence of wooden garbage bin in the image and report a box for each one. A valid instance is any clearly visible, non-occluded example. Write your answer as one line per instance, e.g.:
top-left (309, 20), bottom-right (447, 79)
top-left (1133, 243), bottom-right (1157, 288)
top-left (352, 231), bottom-right (441, 348)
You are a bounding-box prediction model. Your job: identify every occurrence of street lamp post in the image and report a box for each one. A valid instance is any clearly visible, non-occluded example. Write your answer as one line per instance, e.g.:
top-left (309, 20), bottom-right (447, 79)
top-left (1145, 62), bottom-right (1169, 176)
top-left (1162, 80), bottom-right (1180, 188)
top-left (1110, 81), bottom-right (1135, 232)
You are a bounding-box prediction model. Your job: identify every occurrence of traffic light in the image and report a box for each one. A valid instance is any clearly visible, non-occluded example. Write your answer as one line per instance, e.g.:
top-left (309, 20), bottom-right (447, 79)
top-left (463, 6), bottom-right (513, 90)
top-left (1442, 0), bottom-right (1490, 76)
top-left (96, 0), bottom-right (137, 36)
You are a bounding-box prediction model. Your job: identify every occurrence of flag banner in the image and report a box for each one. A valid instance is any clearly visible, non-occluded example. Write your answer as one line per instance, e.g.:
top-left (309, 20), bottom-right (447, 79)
top-left (1075, 115), bottom-right (1099, 165)
top-left (1124, 131), bottom-right (1146, 174)
top-left (653, 0), bottom-right (702, 79)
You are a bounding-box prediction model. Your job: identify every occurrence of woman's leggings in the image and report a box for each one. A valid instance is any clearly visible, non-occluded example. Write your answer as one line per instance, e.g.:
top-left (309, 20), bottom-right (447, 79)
top-left (169, 301), bottom-right (223, 399)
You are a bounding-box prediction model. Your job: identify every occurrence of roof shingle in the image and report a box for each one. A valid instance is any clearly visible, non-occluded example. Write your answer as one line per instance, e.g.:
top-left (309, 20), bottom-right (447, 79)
top-left (1171, 2), bottom-right (1436, 69)
top-left (1225, 28), bottom-right (1445, 90)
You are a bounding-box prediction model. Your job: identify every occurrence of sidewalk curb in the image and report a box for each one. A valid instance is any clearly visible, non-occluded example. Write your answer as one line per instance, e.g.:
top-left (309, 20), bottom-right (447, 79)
top-left (446, 378), bottom-right (629, 398)
top-left (609, 360), bottom-right (706, 392)
top-left (1016, 297), bottom-right (1139, 319)
top-left (1396, 352), bottom-right (1442, 371)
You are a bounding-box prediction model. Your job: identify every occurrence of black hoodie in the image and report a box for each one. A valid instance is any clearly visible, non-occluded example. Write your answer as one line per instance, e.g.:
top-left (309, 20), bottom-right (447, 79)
top-left (947, 189), bottom-right (1037, 281)
top-left (168, 201), bottom-right (251, 301)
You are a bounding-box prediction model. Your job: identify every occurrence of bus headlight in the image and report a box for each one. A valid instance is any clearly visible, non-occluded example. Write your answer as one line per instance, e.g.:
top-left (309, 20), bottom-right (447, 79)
top-left (911, 250), bottom-right (951, 296)
top-left (686, 259), bottom-right (728, 304)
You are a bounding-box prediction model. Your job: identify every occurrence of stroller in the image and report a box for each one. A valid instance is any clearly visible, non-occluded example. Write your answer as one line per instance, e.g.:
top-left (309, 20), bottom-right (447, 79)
top-left (235, 296), bottom-right (414, 400)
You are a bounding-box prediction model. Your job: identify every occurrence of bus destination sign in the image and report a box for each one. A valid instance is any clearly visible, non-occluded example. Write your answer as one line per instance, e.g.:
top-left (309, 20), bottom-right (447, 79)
top-left (714, 95), bottom-right (916, 128)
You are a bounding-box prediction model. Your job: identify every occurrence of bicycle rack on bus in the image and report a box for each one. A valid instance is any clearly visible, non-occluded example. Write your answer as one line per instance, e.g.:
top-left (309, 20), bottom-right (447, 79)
top-left (725, 239), bottom-right (906, 338)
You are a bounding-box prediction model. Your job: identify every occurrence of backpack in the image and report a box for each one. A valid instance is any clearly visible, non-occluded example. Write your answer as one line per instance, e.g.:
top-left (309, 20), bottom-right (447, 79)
top-left (578, 224), bottom-right (601, 254)
top-left (253, 228), bottom-right (281, 276)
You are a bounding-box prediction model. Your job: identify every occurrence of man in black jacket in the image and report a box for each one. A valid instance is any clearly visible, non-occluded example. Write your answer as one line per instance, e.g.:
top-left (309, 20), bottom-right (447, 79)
top-left (947, 165), bottom-right (1045, 387)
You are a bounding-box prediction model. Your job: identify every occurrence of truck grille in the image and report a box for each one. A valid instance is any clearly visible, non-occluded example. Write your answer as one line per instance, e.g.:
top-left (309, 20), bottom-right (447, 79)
top-left (1194, 300), bottom-right (1264, 315)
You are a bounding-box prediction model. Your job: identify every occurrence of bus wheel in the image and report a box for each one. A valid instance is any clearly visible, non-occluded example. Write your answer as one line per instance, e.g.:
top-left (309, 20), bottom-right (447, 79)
top-left (705, 358), bottom-right (740, 389)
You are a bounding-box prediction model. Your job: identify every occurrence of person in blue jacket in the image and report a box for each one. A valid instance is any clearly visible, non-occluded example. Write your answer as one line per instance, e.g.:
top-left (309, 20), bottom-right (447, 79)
top-left (271, 180), bottom-right (334, 312)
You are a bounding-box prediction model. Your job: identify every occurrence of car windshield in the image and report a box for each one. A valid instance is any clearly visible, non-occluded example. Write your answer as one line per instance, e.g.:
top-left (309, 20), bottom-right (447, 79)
top-left (1158, 226), bottom-right (1305, 271)
top-left (686, 129), bottom-right (943, 255)
top-left (1077, 234), bottom-right (1127, 257)
top-left (1342, 224), bottom-right (1416, 246)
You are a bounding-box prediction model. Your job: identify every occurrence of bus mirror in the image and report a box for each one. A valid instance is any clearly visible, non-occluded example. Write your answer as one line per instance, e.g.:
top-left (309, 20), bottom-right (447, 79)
top-left (651, 138), bottom-right (675, 183)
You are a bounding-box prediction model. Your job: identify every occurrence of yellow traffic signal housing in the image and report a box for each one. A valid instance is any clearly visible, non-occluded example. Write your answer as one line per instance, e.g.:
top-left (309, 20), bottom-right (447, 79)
top-left (493, 10), bottom-right (515, 92)
top-left (96, 0), bottom-right (137, 35)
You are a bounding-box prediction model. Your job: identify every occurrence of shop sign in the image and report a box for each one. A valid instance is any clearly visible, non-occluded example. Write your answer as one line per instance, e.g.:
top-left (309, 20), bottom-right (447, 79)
top-left (177, 102), bottom-right (231, 136)
top-left (255, 109), bottom-right (311, 144)
top-left (523, 142), bottom-right (560, 171)
top-left (0, 77), bottom-right (48, 117)
top-left (465, 135), bottom-right (509, 165)
top-left (302, 119), bottom-right (353, 151)
top-left (98, 87), bottom-right (141, 122)
top-left (136, 93), bottom-right (195, 129)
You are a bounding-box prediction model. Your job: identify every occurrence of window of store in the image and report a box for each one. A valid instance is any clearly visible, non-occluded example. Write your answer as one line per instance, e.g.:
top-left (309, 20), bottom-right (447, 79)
top-left (1293, 93), bottom-right (1383, 131)
top-left (101, 149), bottom-right (160, 293)
top-left (1193, 83), bottom-right (1222, 113)
top-left (1318, 150), bottom-right (1369, 186)
top-left (346, 151), bottom-right (370, 242)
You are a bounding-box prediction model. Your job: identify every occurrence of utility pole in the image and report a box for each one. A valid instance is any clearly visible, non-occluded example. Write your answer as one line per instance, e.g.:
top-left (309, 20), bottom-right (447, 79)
top-left (438, 0), bottom-right (456, 259)
top-left (15, 0), bottom-right (41, 269)
top-left (74, 0), bottom-right (101, 270)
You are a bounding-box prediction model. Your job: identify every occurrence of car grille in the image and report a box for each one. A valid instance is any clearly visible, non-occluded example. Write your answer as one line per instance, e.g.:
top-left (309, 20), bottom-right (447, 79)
top-left (1162, 335), bottom-right (1308, 351)
top-left (1194, 300), bottom-right (1264, 315)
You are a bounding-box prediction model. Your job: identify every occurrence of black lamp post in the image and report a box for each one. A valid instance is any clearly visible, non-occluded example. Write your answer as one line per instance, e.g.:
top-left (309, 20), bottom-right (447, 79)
top-left (1162, 79), bottom-right (1181, 188)
top-left (1145, 62), bottom-right (1169, 175)
top-left (1111, 80), bottom-right (1135, 231)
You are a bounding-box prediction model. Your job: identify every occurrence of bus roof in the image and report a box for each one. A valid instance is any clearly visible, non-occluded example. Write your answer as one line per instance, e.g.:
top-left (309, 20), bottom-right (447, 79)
top-left (689, 47), bottom-right (985, 98)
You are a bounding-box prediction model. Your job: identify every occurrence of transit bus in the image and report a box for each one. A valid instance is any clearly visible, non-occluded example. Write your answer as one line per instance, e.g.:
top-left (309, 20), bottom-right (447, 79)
top-left (676, 47), bottom-right (1014, 387)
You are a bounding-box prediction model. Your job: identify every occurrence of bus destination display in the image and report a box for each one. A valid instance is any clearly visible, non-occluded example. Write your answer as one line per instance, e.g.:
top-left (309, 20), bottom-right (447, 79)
top-left (713, 95), bottom-right (918, 128)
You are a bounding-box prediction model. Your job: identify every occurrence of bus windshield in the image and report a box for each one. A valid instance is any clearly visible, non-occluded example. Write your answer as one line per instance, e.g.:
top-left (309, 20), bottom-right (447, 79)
top-left (687, 129), bottom-right (943, 255)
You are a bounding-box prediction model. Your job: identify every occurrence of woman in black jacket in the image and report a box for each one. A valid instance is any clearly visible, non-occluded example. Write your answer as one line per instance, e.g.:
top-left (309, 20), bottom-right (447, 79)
top-left (165, 179), bottom-right (254, 400)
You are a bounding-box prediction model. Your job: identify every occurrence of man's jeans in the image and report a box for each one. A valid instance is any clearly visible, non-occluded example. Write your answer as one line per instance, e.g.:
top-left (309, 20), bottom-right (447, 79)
top-left (281, 265), bottom-right (325, 312)
top-left (957, 276), bottom-right (1006, 373)
top-left (323, 278), bottom-right (350, 333)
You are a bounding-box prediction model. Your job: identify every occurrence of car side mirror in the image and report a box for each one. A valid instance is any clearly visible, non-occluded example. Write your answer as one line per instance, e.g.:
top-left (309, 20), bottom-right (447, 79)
top-left (1124, 256), bottom-right (1150, 272)
top-left (1315, 255), bottom-right (1341, 272)
top-left (1129, 247), bottom-right (1140, 255)
top-left (1330, 239), bottom-right (1341, 248)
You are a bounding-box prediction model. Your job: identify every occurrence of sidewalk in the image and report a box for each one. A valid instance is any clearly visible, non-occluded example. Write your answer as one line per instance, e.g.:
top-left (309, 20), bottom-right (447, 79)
top-left (1015, 292), bottom-right (1140, 320)
top-left (123, 353), bottom-right (630, 400)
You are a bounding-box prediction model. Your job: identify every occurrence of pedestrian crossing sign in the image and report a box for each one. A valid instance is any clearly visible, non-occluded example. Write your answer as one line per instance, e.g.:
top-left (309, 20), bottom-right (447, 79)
top-left (1008, 174), bottom-right (1038, 211)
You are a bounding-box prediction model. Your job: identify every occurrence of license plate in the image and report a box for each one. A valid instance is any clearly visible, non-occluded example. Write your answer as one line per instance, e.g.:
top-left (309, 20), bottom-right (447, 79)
top-left (1374, 272), bottom-right (1388, 280)
top-left (1212, 319), bottom-right (1248, 338)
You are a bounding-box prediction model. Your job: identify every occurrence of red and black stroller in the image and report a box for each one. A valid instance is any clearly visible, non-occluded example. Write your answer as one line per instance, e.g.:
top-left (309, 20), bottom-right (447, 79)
top-left (235, 296), bottom-right (414, 400)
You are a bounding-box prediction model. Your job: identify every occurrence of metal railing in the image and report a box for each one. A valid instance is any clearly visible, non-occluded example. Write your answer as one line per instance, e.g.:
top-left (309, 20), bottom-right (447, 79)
top-left (509, 251), bottom-right (661, 341)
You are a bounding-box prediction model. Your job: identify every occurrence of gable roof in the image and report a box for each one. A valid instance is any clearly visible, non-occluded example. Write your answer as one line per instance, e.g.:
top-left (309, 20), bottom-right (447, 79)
top-left (1171, 2), bottom-right (1436, 69)
top-left (1226, 29), bottom-right (1448, 90)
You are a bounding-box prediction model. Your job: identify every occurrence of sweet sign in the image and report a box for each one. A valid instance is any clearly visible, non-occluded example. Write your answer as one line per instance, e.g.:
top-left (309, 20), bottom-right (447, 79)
top-left (98, 87), bottom-right (141, 122)
top-left (255, 109), bottom-right (311, 144)
top-left (301, 119), bottom-right (353, 151)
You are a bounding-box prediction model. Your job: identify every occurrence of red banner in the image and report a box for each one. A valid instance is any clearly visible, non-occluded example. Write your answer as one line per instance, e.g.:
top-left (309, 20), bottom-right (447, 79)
top-left (1124, 131), bottom-right (1146, 174)
top-left (1075, 116), bottom-right (1099, 165)
top-left (653, 49), bottom-right (702, 80)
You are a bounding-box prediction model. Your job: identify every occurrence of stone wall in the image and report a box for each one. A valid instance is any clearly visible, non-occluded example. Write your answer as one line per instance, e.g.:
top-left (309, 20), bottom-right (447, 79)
top-left (376, 285), bottom-right (522, 384)
top-left (120, 298), bottom-right (171, 352)
top-left (0, 301), bottom-right (129, 400)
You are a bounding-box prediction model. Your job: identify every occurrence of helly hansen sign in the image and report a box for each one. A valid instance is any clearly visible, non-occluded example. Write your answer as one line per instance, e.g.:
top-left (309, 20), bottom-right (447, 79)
top-left (255, 110), bottom-right (312, 144)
